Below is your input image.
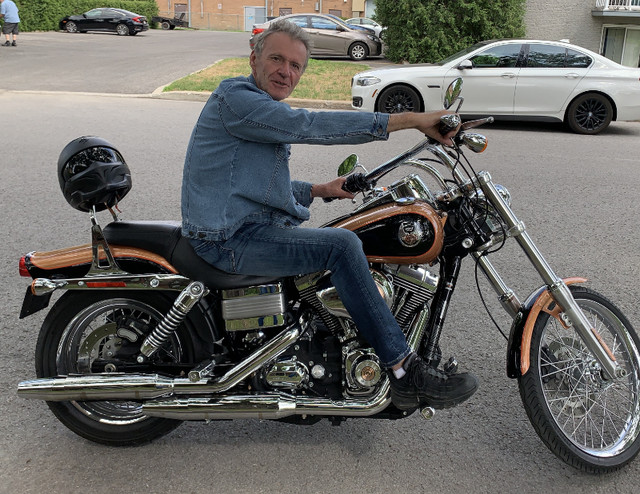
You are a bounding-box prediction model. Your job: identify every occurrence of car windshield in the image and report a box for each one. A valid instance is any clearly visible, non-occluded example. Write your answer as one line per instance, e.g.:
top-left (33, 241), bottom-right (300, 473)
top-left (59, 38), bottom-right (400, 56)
top-left (436, 40), bottom-right (495, 65)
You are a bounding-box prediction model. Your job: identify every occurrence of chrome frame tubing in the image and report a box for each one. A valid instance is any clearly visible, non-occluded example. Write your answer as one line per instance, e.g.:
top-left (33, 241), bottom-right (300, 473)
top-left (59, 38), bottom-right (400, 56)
top-left (31, 273), bottom-right (194, 296)
top-left (417, 140), bottom-right (620, 380)
top-left (474, 171), bottom-right (621, 380)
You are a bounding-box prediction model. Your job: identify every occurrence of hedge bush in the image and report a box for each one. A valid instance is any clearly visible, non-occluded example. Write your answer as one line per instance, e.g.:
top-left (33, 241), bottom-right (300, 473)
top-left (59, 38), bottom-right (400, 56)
top-left (375, 0), bottom-right (526, 64)
top-left (14, 0), bottom-right (158, 32)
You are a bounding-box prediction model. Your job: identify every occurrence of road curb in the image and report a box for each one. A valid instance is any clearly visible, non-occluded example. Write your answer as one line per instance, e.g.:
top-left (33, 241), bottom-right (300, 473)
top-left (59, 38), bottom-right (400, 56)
top-left (150, 89), bottom-right (353, 110)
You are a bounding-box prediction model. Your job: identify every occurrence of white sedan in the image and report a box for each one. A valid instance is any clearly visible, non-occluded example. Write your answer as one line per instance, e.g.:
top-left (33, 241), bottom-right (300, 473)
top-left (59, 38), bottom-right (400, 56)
top-left (351, 39), bottom-right (640, 134)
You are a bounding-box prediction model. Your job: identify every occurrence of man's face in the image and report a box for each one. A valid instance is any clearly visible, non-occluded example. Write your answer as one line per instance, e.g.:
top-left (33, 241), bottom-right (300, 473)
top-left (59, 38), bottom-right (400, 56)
top-left (250, 32), bottom-right (307, 101)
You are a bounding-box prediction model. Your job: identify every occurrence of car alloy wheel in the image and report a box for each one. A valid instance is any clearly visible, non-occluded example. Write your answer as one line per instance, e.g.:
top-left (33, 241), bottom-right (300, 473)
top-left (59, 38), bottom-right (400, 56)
top-left (377, 85), bottom-right (421, 113)
top-left (566, 93), bottom-right (613, 135)
top-left (116, 24), bottom-right (130, 36)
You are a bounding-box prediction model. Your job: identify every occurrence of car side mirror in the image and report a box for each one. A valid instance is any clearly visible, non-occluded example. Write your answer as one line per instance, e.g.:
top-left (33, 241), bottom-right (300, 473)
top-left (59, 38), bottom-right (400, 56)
top-left (457, 60), bottom-right (473, 70)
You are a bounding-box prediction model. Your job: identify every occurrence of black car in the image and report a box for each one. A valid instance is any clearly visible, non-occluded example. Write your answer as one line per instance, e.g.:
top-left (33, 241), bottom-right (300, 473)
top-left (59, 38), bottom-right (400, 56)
top-left (59, 8), bottom-right (149, 36)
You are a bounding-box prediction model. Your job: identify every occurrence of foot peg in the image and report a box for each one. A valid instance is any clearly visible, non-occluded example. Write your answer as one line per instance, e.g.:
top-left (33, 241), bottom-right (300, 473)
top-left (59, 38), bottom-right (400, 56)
top-left (443, 356), bottom-right (458, 375)
top-left (420, 406), bottom-right (435, 420)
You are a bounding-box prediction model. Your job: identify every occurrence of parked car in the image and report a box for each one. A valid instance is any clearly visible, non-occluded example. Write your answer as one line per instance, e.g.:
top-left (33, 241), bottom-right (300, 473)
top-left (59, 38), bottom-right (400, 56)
top-left (324, 14), bottom-right (376, 36)
top-left (351, 39), bottom-right (640, 134)
top-left (345, 17), bottom-right (384, 38)
top-left (59, 8), bottom-right (149, 36)
top-left (250, 14), bottom-right (382, 61)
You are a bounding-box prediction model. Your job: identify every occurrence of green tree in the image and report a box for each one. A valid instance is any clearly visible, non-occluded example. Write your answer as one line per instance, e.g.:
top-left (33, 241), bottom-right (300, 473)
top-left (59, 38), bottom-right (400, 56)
top-left (375, 0), bottom-right (526, 63)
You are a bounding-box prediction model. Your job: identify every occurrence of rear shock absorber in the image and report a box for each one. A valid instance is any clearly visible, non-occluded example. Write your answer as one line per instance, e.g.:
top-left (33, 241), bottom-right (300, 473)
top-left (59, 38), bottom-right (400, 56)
top-left (138, 282), bottom-right (207, 359)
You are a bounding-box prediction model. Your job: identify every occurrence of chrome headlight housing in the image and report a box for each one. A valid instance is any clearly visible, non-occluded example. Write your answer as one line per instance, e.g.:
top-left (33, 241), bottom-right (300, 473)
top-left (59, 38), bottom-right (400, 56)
top-left (355, 76), bottom-right (381, 87)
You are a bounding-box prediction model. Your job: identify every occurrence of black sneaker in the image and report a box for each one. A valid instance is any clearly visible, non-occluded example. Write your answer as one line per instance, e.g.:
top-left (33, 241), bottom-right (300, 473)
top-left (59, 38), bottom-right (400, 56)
top-left (2, 41), bottom-right (10, 47)
top-left (389, 353), bottom-right (478, 410)
top-left (11, 41), bottom-right (16, 46)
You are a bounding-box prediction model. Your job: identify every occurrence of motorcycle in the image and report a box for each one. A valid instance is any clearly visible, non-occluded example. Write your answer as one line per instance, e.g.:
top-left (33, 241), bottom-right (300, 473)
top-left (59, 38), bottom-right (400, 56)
top-left (16, 79), bottom-right (640, 473)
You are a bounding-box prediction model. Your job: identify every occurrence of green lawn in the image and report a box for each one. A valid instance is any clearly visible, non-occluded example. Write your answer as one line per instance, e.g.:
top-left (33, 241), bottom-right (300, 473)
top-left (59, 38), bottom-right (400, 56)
top-left (163, 58), bottom-right (369, 101)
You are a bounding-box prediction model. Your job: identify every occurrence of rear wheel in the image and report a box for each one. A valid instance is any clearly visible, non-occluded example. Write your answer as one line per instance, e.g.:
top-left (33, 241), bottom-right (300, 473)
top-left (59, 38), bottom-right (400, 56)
top-left (161, 21), bottom-right (171, 30)
top-left (35, 291), bottom-right (198, 446)
top-left (519, 287), bottom-right (640, 472)
top-left (65, 22), bottom-right (78, 33)
top-left (116, 23), bottom-right (130, 36)
top-left (376, 85), bottom-right (421, 113)
top-left (566, 93), bottom-right (613, 134)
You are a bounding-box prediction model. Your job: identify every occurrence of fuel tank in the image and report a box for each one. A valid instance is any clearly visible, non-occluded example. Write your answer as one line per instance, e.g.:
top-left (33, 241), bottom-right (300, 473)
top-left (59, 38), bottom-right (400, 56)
top-left (331, 201), bottom-right (446, 265)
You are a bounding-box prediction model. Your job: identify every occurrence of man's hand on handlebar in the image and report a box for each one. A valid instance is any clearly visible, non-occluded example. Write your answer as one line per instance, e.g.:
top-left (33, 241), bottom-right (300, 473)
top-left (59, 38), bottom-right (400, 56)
top-left (386, 110), bottom-right (461, 146)
top-left (312, 177), bottom-right (355, 201)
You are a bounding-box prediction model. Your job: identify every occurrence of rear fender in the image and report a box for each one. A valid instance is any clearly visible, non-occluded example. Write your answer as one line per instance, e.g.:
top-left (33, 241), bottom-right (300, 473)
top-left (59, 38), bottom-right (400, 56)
top-left (20, 244), bottom-right (179, 319)
top-left (506, 277), bottom-right (587, 378)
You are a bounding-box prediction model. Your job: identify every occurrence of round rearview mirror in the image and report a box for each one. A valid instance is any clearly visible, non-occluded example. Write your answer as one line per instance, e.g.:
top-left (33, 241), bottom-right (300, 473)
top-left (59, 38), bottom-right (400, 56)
top-left (338, 154), bottom-right (359, 176)
top-left (444, 78), bottom-right (463, 110)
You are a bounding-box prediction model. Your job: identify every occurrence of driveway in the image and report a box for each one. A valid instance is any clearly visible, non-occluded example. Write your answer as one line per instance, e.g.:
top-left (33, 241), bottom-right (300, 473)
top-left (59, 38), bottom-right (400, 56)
top-left (0, 29), bottom-right (387, 96)
top-left (0, 29), bottom-right (253, 94)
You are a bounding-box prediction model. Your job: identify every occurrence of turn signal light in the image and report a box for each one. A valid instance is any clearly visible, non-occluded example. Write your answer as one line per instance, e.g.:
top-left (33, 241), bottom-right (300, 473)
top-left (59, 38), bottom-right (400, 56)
top-left (19, 256), bottom-right (30, 277)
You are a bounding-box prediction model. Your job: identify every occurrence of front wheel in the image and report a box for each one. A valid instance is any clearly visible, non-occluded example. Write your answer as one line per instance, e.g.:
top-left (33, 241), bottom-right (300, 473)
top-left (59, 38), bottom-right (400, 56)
top-left (35, 291), bottom-right (198, 446)
top-left (65, 21), bottom-right (78, 33)
top-left (519, 286), bottom-right (640, 472)
top-left (161, 21), bottom-right (171, 30)
top-left (565, 93), bottom-right (613, 134)
top-left (376, 85), bottom-right (421, 113)
top-left (348, 42), bottom-right (368, 61)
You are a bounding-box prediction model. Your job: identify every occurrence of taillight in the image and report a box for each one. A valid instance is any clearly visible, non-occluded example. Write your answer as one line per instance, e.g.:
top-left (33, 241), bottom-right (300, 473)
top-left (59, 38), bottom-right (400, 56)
top-left (19, 256), bottom-right (30, 277)
top-left (132, 16), bottom-right (141, 23)
top-left (252, 28), bottom-right (265, 35)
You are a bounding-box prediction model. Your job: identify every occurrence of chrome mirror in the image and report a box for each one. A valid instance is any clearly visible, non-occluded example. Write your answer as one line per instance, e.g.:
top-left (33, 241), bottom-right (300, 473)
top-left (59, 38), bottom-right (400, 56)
top-left (443, 78), bottom-right (463, 110)
top-left (338, 154), bottom-right (360, 176)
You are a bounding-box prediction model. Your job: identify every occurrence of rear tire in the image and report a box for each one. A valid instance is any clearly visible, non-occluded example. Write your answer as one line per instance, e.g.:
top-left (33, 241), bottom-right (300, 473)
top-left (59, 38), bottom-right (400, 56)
top-left (518, 286), bottom-right (640, 472)
top-left (566, 93), bottom-right (613, 135)
top-left (116, 23), bottom-right (130, 36)
top-left (161, 21), bottom-right (171, 30)
top-left (35, 291), bottom-right (198, 446)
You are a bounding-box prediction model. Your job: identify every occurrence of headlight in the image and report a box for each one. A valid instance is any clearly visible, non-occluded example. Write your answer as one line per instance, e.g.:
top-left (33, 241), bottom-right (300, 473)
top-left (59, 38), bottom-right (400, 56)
top-left (356, 76), bottom-right (381, 87)
top-left (367, 35), bottom-right (379, 42)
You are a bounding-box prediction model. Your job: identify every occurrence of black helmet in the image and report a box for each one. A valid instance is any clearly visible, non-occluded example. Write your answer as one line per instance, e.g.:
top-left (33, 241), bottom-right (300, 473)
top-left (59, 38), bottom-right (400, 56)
top-left (58, 136), bottom-right (132, 212)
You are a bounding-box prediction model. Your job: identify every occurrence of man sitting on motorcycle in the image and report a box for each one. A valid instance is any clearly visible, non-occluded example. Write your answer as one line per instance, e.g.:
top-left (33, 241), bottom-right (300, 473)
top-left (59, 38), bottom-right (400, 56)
top-left (181, 19), bottom-right (478, 410)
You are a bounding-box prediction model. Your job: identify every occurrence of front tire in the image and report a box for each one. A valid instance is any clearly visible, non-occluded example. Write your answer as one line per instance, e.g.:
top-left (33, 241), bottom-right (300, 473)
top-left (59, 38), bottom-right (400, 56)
top-left (349, 42), bottom-right (368, 61)
top-left (161, 21), bottom-right (171, 30)
top-left (35, 291), bottom-right (198, 446)
top-left (566, 93), bottom-right (613, 135)
top-left (65, 22), bottom-right (78, 33)
top-left (376, 85), bottom-right (421, 113)
top-left (519, 286), bottom-right (640, 472)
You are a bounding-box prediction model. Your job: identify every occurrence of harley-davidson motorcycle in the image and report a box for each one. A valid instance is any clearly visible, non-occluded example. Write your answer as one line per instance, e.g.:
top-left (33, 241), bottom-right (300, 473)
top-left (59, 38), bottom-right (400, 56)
top-left (16, 79), bottom-right (640, 473)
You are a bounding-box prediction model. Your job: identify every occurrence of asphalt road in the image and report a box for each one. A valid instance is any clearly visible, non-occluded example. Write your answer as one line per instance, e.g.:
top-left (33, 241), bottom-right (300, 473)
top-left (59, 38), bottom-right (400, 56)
top-left (1, 29), bottom-right (640, 494)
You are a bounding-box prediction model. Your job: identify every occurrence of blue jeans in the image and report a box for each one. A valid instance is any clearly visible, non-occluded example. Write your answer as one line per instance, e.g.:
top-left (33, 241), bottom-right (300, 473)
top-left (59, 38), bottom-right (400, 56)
top-left (191, 223), bottom-right (411, 368)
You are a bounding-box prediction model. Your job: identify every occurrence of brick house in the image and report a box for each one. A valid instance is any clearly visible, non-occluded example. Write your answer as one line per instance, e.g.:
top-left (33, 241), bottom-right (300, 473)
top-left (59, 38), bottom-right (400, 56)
top-left (154, 1), bottom-right (375, 31)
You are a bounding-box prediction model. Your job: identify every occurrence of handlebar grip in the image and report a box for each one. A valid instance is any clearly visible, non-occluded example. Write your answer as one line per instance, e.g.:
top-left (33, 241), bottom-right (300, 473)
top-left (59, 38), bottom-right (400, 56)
top-left (322, 173), bottom-right (369, 203)
top-left (438, 114), bottom-right (461, 137)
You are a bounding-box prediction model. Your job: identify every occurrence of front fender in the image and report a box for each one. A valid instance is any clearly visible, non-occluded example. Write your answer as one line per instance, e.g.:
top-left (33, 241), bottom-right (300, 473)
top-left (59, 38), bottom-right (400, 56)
top-left (506, 277), bottom-right (587, 378)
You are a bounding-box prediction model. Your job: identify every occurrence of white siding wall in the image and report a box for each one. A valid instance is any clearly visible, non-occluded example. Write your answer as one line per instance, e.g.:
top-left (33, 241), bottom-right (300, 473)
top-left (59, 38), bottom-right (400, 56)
top-left (525, 0), bottom-right (604, 52)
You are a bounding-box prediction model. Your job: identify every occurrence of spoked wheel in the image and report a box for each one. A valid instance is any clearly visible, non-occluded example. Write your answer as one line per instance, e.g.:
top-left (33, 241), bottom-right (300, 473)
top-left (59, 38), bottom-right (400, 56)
top-left (376, 85), bottom-right (421, 113)
top-left (65, 22), bottom-right (78, 33)
top-left (519, 286), bottom-right (640, 472)
top-left (566, 93), bottom-right (613, 135)
top-left (349, 42), bottom-right (368, 61)
top-left (116, 23), bottom-right (130, 36)
top-left (35, 291), bottom-right (197, 446)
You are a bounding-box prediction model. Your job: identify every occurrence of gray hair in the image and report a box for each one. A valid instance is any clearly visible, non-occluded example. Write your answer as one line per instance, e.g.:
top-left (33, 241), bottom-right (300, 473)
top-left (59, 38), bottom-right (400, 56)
top-left (253, 18), bottom-right (312, 68)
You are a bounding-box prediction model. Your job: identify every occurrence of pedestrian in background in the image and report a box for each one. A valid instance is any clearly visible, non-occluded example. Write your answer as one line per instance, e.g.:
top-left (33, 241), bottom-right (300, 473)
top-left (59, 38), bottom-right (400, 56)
top-left (0, 0), bottom-right (20, 47)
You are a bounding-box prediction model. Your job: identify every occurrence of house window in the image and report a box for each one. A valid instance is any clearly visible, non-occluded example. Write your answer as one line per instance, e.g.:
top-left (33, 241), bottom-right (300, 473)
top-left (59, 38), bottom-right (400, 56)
top-left (602, 26), bottom-right (640, 67)
top-left (328, 10), bottom-right (342, 16)
top-left (279, 8), bottom-right (292, 16)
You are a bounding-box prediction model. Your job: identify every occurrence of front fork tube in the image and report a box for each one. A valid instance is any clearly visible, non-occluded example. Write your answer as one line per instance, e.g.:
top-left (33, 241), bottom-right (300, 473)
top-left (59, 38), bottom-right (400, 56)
top-left (419, 256), bottom-right (462, 363)
top-left (476, 171), bottom-right (621, 380)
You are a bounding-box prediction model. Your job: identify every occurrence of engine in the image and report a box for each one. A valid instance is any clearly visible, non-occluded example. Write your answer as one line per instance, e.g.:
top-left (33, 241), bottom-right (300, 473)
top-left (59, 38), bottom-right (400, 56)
top-left (217, 264), bottom-right (439, 400)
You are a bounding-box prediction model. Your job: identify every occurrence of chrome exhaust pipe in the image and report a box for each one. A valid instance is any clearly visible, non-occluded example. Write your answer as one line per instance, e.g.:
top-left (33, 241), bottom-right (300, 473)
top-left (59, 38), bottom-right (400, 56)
top-left (17, 325), bottom-right (300, 402)
top-left (141, 382), bottom-right (391, 420)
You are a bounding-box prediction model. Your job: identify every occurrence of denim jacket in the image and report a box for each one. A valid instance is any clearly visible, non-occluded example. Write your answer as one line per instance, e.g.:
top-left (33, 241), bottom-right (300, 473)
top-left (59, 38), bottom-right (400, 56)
top-left (181, 75), bottom-right (390, 241)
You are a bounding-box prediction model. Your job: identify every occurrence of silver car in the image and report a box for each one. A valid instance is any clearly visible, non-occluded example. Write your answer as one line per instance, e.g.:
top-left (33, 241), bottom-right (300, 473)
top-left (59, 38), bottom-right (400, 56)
top-left (250, 14), bottom-right (382, 61)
